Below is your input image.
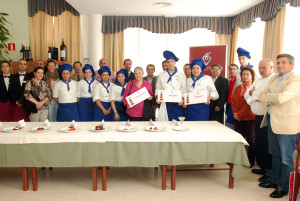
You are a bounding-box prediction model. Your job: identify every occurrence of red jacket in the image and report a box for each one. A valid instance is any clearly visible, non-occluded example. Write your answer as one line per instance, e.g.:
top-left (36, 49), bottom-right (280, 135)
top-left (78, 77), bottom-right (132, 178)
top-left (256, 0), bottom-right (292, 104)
top-left (231, 85), bottom-right (255, 121)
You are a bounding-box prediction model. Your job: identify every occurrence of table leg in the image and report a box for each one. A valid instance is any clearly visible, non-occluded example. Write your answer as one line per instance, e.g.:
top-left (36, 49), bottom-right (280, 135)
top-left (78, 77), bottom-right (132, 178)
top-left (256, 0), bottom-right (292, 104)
top-left (102, 166), bottom-right (107, 191)
top-left (171, 166), bottom-right (176, 190)
top-left (229, 163), bottom-right (234, 189)
top-left (32, 167), bottom-right (38, 191)
top-left (92, 167), bottom-right (97, 191)
top-left (162, 165), bottom-right (167, 190)
top-left (22, 167), bottom-right (29, 191)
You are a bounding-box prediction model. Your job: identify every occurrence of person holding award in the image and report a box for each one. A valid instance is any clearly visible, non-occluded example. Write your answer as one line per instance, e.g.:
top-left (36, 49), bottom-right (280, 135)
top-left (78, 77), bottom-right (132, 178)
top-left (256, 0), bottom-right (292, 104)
top-left (156, 50), bottom-right (186, 121)
top-left (122, 67), bottom-right (153, 121)
top-left (183, 58), bottom-right (218, 121)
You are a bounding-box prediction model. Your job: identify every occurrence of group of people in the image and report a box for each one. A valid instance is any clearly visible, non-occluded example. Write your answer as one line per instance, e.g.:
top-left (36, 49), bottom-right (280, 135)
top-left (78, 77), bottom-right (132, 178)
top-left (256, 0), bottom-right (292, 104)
top-left (0, 48), bottom-right (299, 199)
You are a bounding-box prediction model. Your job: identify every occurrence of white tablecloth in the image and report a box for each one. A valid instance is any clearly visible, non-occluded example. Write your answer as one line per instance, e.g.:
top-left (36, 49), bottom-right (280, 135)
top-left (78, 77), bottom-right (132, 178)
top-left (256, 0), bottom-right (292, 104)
top-left (0, 121), bottom-right (248, 145)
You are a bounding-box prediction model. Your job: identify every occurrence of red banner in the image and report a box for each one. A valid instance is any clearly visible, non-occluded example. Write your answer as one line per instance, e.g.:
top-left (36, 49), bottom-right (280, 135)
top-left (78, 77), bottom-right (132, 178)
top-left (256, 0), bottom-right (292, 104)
top-left (190, 45), bottom-right (227, 77)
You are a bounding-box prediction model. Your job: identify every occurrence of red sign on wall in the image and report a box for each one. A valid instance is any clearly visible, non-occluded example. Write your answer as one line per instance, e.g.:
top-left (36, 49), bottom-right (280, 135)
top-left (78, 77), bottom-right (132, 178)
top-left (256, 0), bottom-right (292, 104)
top-left (8, 43), bottom-right (16, 51)
top-left (189, 45), bottom-right (227, 77)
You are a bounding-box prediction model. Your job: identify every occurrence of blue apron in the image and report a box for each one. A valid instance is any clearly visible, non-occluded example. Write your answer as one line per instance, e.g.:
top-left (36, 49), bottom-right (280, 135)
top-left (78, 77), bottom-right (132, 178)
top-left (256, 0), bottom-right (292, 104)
top-left (114, 101), bottom-right (128, 121)
top-left (93, 101), bottom-right (113, 121)
top-left (166, 102), bottom-right (185, 121)
top-left (78, 97), bottom-right (94, 121)
top-left (57, 102), bottom-right (80, 122)
top-left (226, 105), bottom-right (235, 124)
top-left (186, 103), bottom-right (209, 121)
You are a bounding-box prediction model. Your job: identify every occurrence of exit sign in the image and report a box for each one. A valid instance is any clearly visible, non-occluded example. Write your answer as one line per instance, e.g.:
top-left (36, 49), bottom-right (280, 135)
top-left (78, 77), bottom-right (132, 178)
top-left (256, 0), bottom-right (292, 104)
top-left (8, 43), bottom-right (15, 51)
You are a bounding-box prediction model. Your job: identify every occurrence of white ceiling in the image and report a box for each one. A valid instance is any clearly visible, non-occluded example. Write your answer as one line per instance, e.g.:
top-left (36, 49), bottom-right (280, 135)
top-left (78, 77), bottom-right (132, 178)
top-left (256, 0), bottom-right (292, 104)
top-left (66, 0), bottom-right (265, 17)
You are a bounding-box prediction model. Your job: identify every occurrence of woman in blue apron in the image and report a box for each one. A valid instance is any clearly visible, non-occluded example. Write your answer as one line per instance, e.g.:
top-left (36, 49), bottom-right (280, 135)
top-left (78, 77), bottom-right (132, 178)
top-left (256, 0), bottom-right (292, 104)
top-left (184, 58), bottom-right (219, 121)
top-left (110, 69), bottom-right (128, 121)
top-left (53, 64), bottom-right (80, 122)
top-left (156, 50), bottom-right (186, 121)
top-left (77, 64), bottom-right (97, 121)
top-left (93, 66), bottom-right (114, 121)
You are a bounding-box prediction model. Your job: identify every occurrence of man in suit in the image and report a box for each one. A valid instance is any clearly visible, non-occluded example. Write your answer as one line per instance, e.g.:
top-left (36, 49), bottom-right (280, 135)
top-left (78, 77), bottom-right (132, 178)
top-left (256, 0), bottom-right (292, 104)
top-left (259, 53), bottom-right (300, 198)
top-left (209, 64), bottom-right (228, 124)
top-left (13, 59), bottom-right (33, 121)
top-left (143, 64), bottom-right (157, 114)
top-left (124, 59), bottom-right (135, 81)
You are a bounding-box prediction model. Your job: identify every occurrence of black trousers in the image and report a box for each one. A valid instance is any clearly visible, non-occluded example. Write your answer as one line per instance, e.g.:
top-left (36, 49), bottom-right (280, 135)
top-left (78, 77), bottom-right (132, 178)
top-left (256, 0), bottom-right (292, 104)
top-left (255, 115), bottom-right (272, 170)
top-left (235, 120), bottom-right (256, 165)
top-left (128, 115), bottom-right (144, 121)
top-left (209, 108), bottom-right (224, 124)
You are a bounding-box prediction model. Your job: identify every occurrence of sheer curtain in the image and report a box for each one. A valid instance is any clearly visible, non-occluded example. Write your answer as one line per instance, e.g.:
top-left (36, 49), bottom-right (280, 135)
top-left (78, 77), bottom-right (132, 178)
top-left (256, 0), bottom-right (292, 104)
top-left (124, 28), bottom-right (215, 75)
top-left (283, 5), bottom-right (300, 75)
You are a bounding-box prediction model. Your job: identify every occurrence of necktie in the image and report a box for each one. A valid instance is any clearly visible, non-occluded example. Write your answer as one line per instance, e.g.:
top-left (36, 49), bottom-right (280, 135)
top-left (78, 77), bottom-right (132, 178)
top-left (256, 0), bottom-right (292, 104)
top-left (19, 74), bottom-right (25, 76)
top-left (100, 80), bottom-right (110, 94)
top-left (3, 76), bottom-right (9, 78)
top-left (77, 74), bottom-right (80, 81)
top-left (115, 81), bottom-right (127, 96)
top-left (84, 78), bottom-right (95, 93)
top-left (166, 68), bottom-right (178, 83)
top-left (191, 73), bottom-right (205, 88)
top-left (62, 79), bottom-right (71, 91)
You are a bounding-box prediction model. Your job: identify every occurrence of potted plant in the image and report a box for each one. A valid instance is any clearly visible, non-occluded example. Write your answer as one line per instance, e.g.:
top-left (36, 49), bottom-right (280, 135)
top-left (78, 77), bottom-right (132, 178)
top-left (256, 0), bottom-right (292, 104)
top-left (0, 13), bottom-right (11, 62)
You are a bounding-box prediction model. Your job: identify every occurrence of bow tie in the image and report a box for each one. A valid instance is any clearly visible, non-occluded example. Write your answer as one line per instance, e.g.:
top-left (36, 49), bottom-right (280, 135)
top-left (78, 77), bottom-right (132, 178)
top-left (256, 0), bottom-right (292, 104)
top-left (3, 76), bottom-right (9, 78)
top-left (19, 74), bottom-right (25, 77)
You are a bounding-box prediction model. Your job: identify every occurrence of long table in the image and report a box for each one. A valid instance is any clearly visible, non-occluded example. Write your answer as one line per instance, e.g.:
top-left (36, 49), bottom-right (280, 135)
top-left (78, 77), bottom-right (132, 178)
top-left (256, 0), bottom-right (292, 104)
top-left (0, 121), bottom-right (250, 191)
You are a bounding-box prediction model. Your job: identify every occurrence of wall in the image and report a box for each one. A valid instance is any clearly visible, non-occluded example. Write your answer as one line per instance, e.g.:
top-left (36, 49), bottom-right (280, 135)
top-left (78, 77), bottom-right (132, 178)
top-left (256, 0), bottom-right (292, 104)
top-left (2, 0), bottom-right (30, 61)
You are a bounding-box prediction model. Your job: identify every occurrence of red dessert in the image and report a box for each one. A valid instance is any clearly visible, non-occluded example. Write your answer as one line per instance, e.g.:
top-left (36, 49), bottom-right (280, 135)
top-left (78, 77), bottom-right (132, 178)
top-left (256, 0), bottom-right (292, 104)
top-left (13, 127), bottom-right (23, 130)
top-left (68, 127), bottom-right (76, 131)
top-left (95, 125), bottom-right (105, 130)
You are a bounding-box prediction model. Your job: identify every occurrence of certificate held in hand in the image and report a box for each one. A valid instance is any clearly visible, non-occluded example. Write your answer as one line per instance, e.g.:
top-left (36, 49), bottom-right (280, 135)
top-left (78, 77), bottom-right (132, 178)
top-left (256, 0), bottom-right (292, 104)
top-left (184, 90), bottom-right (207, 105)
top-left (126, 87), bottom-right (150, 108)
top-left (157, 90), bottom-right (182, 103)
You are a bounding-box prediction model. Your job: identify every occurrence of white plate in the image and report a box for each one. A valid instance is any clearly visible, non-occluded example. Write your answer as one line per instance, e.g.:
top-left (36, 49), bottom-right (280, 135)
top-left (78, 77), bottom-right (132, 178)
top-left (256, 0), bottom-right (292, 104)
top-left (172, 126), bottom-right (189, 132)
top-left (58, 127), bottom-right (81, 133)
top-left (117, 126), bottom-right (138, 132)
top-left (30, 126), bottom-right (53, 133)
top-left (89, 126), bottom-right (112, 132)
top-left (144, 126), bottom-right (167, 132)
top-left (2, 127), bottom-right (24, 133)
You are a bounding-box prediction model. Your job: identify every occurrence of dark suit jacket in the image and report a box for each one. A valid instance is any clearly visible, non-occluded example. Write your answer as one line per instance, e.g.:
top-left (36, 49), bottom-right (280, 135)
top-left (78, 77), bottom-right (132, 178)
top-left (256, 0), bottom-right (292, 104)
top-left (0, 74), bottom-right (19, 103)
top-left (13, 72), bottom-right (33, 104)
top-left (128, 71), bottom-right (135, 81)
top-left (210, 76), bottom-right (229, 111)
top-left (143, 76), bottom-right (156, 96)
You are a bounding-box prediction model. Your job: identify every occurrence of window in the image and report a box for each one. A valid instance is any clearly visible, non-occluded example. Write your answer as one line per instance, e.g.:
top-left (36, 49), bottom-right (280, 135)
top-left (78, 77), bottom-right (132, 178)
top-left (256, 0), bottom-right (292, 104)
top-left (236, 18), bottom-right (265, 74)
top-left (283, 5), bottom-right (300, 75)
top-left (124, 28), bottom-right (215, 75)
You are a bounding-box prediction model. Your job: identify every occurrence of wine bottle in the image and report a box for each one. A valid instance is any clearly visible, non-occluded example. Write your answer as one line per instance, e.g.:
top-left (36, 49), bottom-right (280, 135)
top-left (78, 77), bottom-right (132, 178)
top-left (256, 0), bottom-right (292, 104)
top-left (20, 45), bottom-right (25, 59)
top-left (27, 46), bottom-right (32, 61)
top-left (60, 38), bottom-right (67, 61)
top-left (24, 47), bottom-right (28, 61)
top-left (48, 47), bottom-right (51, 60)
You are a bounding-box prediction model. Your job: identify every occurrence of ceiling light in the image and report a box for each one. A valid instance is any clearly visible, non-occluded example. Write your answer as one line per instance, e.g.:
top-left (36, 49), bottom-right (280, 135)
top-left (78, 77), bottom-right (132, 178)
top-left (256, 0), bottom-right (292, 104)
top-left (153, 2), bottom-right (172, 8)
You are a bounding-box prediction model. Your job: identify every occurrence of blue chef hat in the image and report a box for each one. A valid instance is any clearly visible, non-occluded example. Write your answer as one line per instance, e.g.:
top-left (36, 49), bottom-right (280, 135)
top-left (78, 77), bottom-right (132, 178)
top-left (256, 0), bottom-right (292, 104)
top-left (237, 47), bottom-right (251, 59)
top-left (190, 58), bottom-right (206, 71)
top-left (98, 66), bottom-right (111, 76)
top-left (163, 50), bottom-right (179, 62)
top-left (59, 63), bottom-right (73, 74)
top-left (82, 64), bottom-right (95, 77)
top-left (117, 68), bottom-right (129, 81)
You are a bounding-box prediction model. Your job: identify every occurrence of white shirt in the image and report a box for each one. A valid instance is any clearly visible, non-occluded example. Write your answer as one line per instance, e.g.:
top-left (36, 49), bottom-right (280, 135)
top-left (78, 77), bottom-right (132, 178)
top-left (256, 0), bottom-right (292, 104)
top-left (211, 75), bottom-right (219, 83)
top-left (18, 72), bottom-right (27, 86)
top-left (155, 70), bottom-right (186, 96)
top-left (93, 82), bottom-right (114, 102)
top-left (76, 79), bottom-right (97, 98)
top-left (244, 74), bottom-right (273, 115)
top-left (52, 79), bottom-right (77, 103)
top-left (186, 75), bottom-right (219, 100)
top-left (110, 84), bottom-right (127, 102)
top-left (3, 74), bottom-right (10, 91)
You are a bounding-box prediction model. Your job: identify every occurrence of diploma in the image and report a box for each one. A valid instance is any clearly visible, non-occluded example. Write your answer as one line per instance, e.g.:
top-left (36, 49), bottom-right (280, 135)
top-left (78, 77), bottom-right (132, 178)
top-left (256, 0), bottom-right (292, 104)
top-left (126, 87), bottom-right (150, 108)
top-left (157, 90), bottom-right (182, 103)
top-left (184, 90), bottom-right (207, 105)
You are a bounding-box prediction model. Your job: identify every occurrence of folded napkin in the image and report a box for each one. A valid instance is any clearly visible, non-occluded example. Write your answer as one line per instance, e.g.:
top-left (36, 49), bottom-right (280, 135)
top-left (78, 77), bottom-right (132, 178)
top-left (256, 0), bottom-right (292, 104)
top-left (44, 119), bottom-right (52, 127)
top-left (71, 120), bottom-right (78, 129)
top-left (18, 119), bottom-right (26, 128)
top-left (99, 119), bottom-right (105, 126)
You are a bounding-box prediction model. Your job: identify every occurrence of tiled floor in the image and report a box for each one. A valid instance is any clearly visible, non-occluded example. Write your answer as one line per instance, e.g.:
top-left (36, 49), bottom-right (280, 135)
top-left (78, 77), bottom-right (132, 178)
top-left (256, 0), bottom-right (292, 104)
top-left (0, 164), bottom-right (292, 201)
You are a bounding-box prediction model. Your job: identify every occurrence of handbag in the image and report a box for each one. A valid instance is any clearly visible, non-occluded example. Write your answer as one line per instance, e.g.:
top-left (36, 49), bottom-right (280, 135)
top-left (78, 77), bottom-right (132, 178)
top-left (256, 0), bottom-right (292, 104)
top-left (142, 99), bottom-right (155, 121)
top-left (23, 81), bottom-right (40, 115)
top-left (118, 81), bottom-right (133, 113)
